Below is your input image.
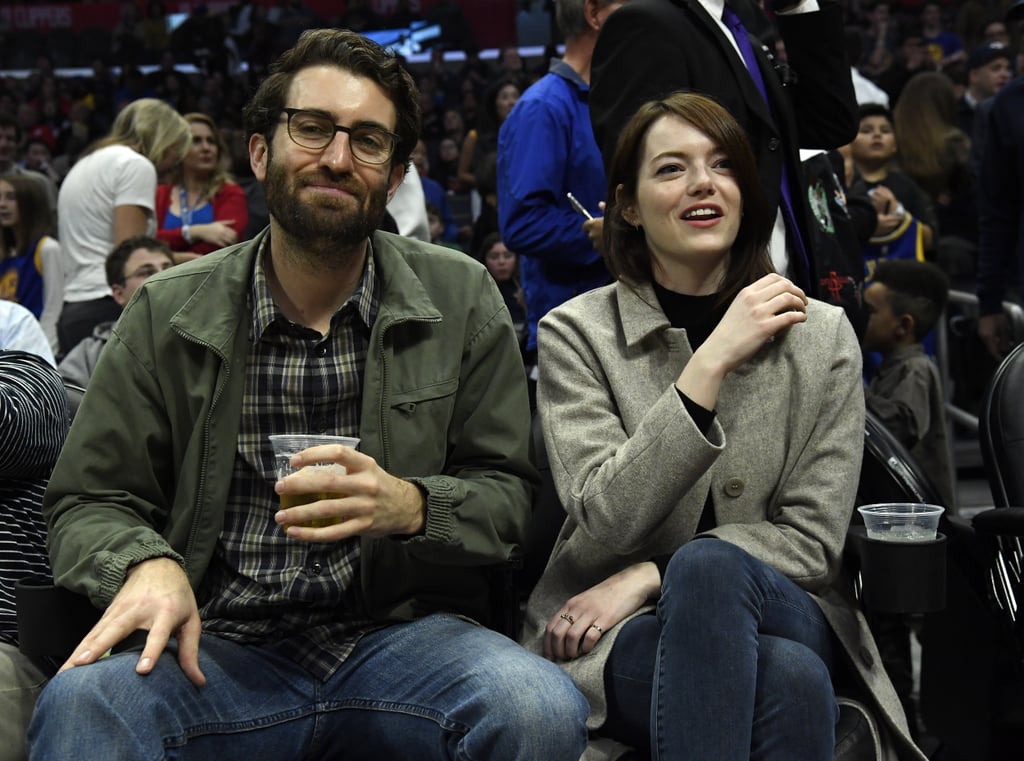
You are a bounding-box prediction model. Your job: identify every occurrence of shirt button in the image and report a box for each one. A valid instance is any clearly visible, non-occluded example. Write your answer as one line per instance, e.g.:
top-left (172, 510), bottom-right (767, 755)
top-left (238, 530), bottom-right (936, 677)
top-left (768, 137), bottom-right (780, 151)
top-left (724, 478), bottom-right (745, 498)
top-left (318, 346), bottom-right (328, 357)
top-left (310, 563), bottom-right (322, 575)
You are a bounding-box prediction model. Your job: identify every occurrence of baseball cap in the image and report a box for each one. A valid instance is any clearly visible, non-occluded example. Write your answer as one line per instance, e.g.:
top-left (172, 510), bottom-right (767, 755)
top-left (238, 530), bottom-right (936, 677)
top-left (966, 42), bottom-right (1011, 72)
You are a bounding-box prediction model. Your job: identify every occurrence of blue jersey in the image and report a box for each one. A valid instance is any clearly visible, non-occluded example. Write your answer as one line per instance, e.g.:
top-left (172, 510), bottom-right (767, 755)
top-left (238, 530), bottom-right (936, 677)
top-left (0, 238), bottom-right (46, 317)
top-left (864, 214), bottom-right (925, 283)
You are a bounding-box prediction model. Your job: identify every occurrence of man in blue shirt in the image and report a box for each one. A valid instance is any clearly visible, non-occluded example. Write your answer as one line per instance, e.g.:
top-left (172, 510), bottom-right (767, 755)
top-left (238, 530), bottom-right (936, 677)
top-left (497, 0), bottom-right (624, 389)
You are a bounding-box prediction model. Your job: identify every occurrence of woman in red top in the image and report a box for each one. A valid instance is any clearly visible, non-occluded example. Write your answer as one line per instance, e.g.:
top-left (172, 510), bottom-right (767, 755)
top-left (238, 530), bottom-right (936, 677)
top-left (156, 112), bottom-right (248, 261)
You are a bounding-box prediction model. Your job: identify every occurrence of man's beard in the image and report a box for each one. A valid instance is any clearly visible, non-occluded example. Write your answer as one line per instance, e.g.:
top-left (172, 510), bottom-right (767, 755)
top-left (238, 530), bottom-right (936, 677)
top-left (264, 154), bottom-right (389, 264)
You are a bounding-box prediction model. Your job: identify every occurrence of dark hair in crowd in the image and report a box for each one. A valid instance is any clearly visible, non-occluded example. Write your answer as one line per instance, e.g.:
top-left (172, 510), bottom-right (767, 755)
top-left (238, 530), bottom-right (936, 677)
top-left (0, 112), bottom-right (20, 142)
top-left (0, 175), bottom-right (53, 260)
top-left (603, 91), bottom-right (773, 302)
top-left (105, 235), bottom-right (172, 287)
top-left (871, 259), bottom-right (949, 340)
top-left (242, 28), bottom-right (421, 172)
top-left (858, 102), bottom-right (895, 125)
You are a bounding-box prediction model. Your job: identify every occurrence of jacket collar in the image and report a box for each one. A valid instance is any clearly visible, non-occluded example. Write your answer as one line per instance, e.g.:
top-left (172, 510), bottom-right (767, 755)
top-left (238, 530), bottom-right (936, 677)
top-left (369, 230), bottom-right (444, 328)
top-left (167, 229), bottom-right (443, 360)
top-left (614, 279), bottom-right (671, 348)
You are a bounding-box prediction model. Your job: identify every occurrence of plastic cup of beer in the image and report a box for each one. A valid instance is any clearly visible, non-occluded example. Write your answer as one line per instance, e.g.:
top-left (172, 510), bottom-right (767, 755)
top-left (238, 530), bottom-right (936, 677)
top-left (268, 434), bottom-right (360, 528)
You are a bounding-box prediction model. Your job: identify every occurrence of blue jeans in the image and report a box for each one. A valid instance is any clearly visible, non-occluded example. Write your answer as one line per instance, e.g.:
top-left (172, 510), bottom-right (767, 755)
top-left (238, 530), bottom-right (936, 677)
top-left (603, 540), bottom-right (838, 760)
top-left (29, 614), bottom-right (588, 761)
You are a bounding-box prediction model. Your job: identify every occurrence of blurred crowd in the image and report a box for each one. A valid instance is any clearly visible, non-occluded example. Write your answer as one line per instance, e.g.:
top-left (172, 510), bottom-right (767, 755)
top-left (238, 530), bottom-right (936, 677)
top-left (0, 0), bottom-right (1021, 359)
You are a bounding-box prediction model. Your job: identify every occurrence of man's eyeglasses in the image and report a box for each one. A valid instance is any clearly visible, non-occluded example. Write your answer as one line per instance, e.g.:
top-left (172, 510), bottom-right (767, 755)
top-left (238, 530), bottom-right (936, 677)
top-left (281, 108), bottom-right (399, 165)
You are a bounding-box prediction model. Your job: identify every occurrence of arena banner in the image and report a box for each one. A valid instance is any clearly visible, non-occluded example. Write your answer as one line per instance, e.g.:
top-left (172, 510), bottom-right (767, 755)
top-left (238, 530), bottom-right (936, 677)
top-left (0, 1), bottom-right (518, 49)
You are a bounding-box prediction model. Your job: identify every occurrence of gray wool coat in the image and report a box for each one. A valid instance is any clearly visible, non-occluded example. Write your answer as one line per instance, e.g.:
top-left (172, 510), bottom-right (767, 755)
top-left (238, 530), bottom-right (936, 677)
top-left (520, 280), bottom-right (927, 761)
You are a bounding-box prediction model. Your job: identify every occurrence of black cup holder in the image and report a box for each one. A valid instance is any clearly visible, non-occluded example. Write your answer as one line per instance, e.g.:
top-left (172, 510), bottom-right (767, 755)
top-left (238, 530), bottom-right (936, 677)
top-left (849, 526), bottom-right (947, 613)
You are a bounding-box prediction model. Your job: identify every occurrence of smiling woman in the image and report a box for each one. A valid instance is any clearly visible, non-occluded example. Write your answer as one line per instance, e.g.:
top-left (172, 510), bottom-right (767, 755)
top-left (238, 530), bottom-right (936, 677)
top-left (155, 112), bottom-right (249, 260)
top-left (520, 91), bottom-right (925, 760)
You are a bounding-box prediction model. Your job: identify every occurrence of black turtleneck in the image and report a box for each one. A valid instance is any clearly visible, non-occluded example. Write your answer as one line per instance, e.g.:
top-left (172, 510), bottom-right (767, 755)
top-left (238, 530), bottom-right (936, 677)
top-left (649, 280), bottom-right (729, 560)
top-left (652, 280), bottom-right (727, 351)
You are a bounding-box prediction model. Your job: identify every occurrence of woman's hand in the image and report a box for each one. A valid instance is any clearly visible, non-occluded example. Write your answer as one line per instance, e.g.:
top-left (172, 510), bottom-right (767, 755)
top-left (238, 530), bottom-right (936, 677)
top-left (544, 561), bottom-right (661, 662)
top-left (192, 220), bottom-right (239, 248)
top-left (677, 274), bottom-right (807, 410)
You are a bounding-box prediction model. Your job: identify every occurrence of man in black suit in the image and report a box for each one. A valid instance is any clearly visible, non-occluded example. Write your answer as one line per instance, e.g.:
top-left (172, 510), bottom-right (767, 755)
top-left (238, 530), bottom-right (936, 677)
top-left (590, 0), bottom-right (857, 298)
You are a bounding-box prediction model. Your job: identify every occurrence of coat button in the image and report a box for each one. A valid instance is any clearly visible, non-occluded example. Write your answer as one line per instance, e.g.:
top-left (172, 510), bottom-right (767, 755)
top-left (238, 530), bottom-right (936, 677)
top-left (768, 137), bottom-right (780, 150)
top-left (724, 478), bottom-right (745, 498)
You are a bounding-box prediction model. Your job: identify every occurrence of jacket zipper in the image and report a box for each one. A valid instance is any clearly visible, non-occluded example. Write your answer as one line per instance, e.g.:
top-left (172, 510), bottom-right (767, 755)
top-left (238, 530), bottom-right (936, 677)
top-left (175, 328), bottom-right (230, 575)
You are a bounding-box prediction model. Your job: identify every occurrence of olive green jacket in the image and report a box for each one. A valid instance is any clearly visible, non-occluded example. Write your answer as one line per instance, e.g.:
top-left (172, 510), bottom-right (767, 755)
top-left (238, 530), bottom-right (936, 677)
top-left (43, 230), bottom-right (535, 627)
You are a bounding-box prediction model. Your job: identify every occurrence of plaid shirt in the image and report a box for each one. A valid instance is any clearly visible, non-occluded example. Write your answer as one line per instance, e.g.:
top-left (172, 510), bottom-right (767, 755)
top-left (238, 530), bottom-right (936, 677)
top-left (197, 238), bottom-right (380, 681)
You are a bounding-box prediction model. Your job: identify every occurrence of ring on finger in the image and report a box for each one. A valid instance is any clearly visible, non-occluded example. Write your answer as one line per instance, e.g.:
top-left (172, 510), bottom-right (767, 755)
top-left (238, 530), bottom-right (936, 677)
top-left (559, 612), bottom-right (575, 625)
top-left (589, 623), bottom-right (603, 634)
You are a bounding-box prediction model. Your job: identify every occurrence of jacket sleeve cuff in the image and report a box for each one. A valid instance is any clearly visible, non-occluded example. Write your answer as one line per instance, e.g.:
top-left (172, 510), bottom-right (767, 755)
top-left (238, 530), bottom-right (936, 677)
top-left (404, 475), bottom-right (462, 543)
top-left (97, 539), bottom-right (185, 606)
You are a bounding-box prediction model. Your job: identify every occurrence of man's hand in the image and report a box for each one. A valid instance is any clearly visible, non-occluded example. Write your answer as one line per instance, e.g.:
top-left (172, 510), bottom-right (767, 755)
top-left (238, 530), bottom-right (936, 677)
top-left (979, 312), bottom-right (1014, 361)
top-left (60, 557), bottom-right (205, 687)
top-left (582, 202), bottom-right (607, 255)
top-left (274, 445), bottom-right (426, 541)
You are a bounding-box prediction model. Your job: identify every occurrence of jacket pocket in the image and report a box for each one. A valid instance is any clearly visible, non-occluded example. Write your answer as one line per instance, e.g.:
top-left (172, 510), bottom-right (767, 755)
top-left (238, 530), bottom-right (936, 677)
top-left (389, 378), bottom-right (460, 473)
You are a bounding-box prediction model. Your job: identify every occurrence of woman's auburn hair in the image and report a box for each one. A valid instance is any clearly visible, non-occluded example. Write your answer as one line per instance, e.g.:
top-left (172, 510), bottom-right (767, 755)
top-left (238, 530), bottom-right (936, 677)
top-left (602, 90), bottom-right (775, 304)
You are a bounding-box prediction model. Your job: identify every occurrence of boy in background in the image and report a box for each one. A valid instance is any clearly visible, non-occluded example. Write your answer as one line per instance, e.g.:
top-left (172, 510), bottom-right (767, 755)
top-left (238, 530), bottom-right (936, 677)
top-left (849, 104), bottom-right (937, 268)
top-left (863, 258), bottom-right (955, 510)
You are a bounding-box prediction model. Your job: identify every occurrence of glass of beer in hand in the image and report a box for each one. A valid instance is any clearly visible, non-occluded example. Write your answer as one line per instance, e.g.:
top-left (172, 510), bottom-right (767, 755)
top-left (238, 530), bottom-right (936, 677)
top-left (268, 434), bottom-right (360, 528)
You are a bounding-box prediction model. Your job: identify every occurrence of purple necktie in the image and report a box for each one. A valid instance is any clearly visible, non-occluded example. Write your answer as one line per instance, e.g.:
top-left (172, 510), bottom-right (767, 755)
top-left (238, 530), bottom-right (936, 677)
top-left (721, 4), bottom-right (810, 278)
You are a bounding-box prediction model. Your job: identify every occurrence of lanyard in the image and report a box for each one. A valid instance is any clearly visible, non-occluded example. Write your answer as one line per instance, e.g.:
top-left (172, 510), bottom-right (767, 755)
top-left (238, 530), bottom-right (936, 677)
top-left (179, 186), bottom-right (196, 227)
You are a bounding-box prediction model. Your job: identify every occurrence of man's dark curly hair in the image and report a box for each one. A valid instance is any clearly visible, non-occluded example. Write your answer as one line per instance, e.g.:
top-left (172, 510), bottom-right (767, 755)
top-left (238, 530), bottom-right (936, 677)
top-left (242, 28), bottom-right (420, 172)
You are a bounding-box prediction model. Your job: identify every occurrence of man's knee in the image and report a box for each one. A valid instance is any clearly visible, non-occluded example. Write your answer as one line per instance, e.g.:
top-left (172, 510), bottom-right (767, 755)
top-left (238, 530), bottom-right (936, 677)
top-left (31, 653), bottom-right (145, 731)
top-left (471, 647), bottom-right (589, 757)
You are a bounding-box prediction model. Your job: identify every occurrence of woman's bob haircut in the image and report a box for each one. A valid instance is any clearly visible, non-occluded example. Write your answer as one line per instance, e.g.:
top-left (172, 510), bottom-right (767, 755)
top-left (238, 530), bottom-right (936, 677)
top-left (602, 91), bottom-right (775, 303)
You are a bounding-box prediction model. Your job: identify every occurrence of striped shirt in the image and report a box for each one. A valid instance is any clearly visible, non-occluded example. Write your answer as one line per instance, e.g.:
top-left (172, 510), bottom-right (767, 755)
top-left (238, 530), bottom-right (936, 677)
top-left (0, 350), bottom-right (68, 645)
top-left (197, 239), bottom-right (380, 681)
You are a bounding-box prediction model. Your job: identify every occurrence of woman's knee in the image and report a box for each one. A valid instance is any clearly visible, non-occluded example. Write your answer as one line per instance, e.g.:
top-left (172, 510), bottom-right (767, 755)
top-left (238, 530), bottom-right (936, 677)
top-left (662, 539), bottom-right (754, 599)
top-left (757, 636), bottom-right (837, 722)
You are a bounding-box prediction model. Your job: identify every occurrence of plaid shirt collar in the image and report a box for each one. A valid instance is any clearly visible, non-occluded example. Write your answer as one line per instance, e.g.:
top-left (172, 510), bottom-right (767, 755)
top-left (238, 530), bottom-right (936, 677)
top-left (249, 235), bottom-right (379, 341)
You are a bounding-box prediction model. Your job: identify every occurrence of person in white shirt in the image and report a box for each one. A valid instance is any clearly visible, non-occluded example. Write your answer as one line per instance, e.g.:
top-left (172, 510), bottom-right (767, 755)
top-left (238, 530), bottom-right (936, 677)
top-left (56, 98), bottom-right (189, 357)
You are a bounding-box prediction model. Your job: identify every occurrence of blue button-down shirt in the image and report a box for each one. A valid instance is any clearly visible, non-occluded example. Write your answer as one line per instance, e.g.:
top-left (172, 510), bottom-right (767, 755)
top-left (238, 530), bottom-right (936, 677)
top-left (497, 59), bottom-right (610, 352)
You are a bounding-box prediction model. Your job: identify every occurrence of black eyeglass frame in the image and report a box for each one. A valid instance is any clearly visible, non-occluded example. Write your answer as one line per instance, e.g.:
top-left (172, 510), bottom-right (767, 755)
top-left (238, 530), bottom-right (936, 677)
top-left (280, 108), bottom-right (400, 165)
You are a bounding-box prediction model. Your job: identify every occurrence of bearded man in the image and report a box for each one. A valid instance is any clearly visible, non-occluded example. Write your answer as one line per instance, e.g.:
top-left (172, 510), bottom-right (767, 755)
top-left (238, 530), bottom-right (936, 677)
top-left (30, 29), bottom-right (587, 761)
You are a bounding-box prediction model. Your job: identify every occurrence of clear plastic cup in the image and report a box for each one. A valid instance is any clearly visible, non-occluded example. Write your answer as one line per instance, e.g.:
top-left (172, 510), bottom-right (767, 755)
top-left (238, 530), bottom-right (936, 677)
top-left (268, 434), bottom-right (360, 528)
top-left (857, 503), bottom-right (945, 542)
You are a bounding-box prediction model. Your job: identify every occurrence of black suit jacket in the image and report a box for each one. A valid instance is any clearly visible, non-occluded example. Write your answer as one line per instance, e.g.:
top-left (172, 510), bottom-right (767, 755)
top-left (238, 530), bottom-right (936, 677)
top-left (590, 0), bottom-right (857, 293)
